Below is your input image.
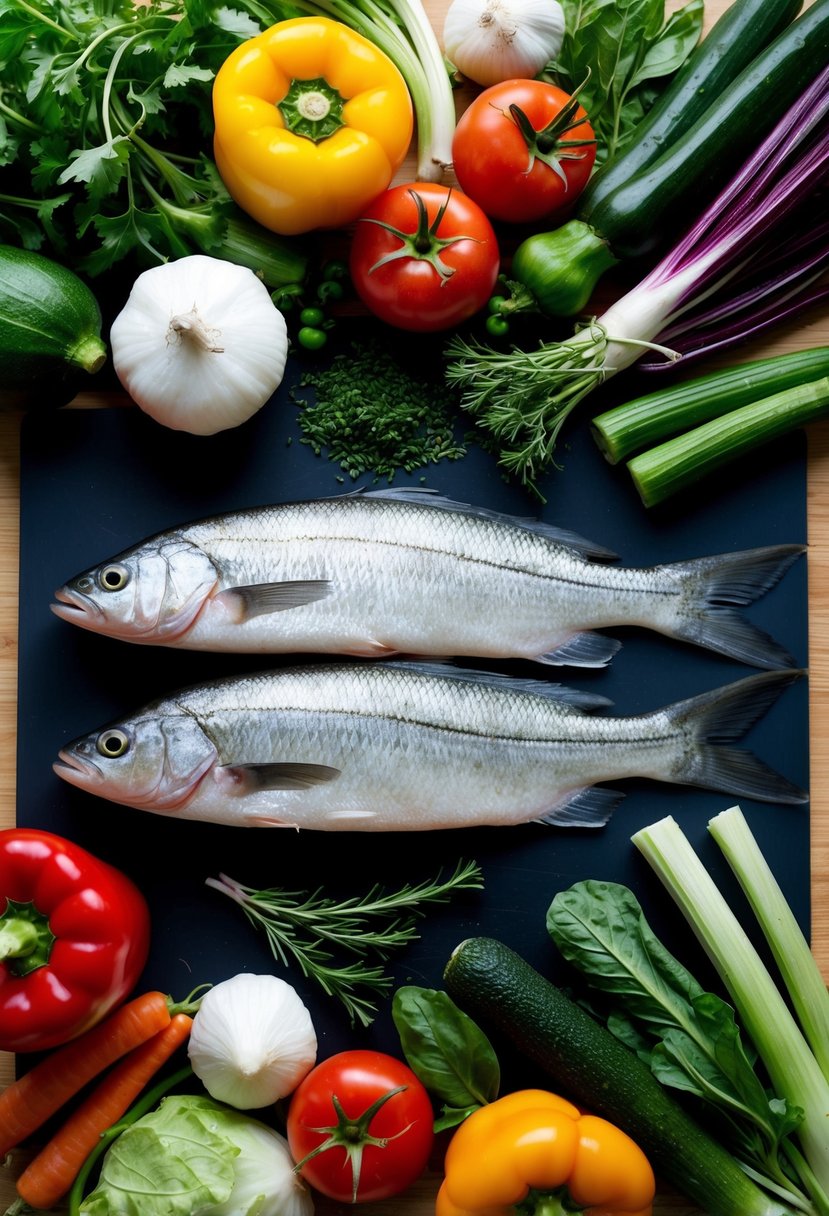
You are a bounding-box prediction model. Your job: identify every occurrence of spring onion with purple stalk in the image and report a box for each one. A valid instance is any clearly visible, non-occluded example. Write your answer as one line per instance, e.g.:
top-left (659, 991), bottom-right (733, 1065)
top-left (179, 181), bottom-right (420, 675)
top-left (445, 63), bottom-right (829, 494)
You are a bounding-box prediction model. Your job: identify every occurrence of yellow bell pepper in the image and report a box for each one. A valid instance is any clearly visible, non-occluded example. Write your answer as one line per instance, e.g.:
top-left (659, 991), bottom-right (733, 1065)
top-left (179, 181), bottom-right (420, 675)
top-left (436, 1090), bottom-right (656, 1216)
top-left (212, 17), bottom-right (413, 236)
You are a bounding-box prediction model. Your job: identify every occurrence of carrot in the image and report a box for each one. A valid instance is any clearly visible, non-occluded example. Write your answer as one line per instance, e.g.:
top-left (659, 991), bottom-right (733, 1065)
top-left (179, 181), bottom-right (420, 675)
top-left (0, 990), bottom-right (172, 1157)
top-left (15, 1013), bottom-right (193, 1209)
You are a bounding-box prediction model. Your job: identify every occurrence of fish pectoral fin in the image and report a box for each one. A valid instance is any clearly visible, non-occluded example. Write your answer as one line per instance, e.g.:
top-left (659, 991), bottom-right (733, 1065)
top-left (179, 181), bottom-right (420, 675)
top-left (215, 580), bottom-right (333, 621)
top-left (219, 762), bottom-right (341, 791)
top-left (536, 786), bottom-right (625, 828)
top-left (536, 632), bottom-right (622, 668)
top-left (343, 640), bottom-right (400, 658)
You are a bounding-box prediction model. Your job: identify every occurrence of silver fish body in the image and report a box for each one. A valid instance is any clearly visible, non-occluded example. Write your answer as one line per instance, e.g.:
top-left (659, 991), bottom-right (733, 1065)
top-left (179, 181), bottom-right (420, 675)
top-left (51, 488), bottom-right (803, 669)
top-left (53, 663), bottom-right (806, 831)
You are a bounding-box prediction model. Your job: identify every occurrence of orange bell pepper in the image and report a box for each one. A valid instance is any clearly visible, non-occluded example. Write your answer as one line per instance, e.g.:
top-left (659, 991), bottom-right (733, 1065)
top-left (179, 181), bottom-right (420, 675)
top-left (212, 17), bottom-right (413, 236)
top-left (436, 1090), bottom-right (656, 1216)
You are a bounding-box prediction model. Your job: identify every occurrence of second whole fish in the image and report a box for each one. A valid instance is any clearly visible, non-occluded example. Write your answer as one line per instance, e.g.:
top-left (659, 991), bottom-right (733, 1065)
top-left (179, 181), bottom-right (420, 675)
top-left (51, 488), bottom-right (803, 669)
top-left (53, 662), bottom-right (807, 830)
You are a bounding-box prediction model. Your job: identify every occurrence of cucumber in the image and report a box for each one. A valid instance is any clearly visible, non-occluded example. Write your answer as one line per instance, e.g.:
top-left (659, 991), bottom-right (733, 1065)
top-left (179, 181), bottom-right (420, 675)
top-left (578, 0), bottom-right (804, 220)
top-left (580, 0), bottom-right (829, 259)
top-left (444, 937), bottom-right (795, 1216)
top-left (0, 245), bottom-right (107, 410)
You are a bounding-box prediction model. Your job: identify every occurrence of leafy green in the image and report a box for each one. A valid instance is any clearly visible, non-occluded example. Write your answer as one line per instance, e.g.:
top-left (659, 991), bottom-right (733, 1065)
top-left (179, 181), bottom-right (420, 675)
top-left (546, 0), bottom-right (704, 162)
top-left (79, 1094), bottom-right (306, 1216)
top-left (392, 986), bottom-right (500, 1130)
top-left (81, 1096), bottom-right (238, 1216)
top-left (547, 879), bottom-right (814, 1212)
top-left (0, 0), bottom-right (306, 283)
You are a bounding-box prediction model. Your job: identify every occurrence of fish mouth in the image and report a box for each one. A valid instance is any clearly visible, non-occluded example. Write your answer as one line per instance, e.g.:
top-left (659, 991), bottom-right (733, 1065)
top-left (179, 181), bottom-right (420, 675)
top-left (51, 587), bottom-right (106, 627)
top-left (53, 748), bottom-right (103, 789)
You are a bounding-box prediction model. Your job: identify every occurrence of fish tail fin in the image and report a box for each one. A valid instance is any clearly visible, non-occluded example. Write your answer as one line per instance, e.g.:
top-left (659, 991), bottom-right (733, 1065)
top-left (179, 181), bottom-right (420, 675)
top-left (667, 544), bottom-right (805, 668)
top-left (667, 669), bottom-right (807, 804)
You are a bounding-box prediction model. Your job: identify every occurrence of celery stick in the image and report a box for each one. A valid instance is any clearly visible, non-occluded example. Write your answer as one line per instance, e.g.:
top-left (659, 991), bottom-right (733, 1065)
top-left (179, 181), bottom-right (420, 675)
top-left (591, 348), bottom-right (829, 465)
top-left (709, 806), bottom-right (829, 1084)
top-left (632, 815), bottom-right (829, 1205)
top-left (627, 374), bottom-right (829, 507)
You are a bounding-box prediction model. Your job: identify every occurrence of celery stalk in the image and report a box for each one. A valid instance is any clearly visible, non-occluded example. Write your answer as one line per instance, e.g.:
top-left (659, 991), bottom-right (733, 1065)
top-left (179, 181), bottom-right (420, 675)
top-left (709, 806), bottom-right (829, 1084)
top-left (626, 374), bottom-right (829, 507)
top-left (632, 815), bottom-right (829, 1206)
top-left (591, 347), bottom-right (829, 465)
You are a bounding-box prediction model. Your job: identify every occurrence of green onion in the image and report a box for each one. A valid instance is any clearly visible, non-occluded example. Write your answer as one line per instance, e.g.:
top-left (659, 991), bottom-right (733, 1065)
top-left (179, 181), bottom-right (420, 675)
top-left (709, 807), bottom-right (829, 1085)
top-left (626, 373), bottom-right (829, 507)
top-left (592, 347), bottom-right (829, 465)
top-left (632, 815), bottom-right (829, 1207)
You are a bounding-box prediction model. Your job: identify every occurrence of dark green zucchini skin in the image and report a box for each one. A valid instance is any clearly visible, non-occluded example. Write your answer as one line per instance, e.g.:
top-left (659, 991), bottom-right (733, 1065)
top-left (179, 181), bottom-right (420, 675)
top-left (580, 0), bottom-right (829, 260)
top-left (444, 937), bottom-right (794, 1216)
top-left (578, 0), bottom-right (804, 219)
top-left (0, 245), bottom-right (107, 410)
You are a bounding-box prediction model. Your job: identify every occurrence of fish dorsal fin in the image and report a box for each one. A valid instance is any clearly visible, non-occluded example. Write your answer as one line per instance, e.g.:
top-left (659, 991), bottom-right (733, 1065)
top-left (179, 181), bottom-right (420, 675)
top-left (215, 580), bottom-right (333, 621)
top-left (379, 660), bottom-right (613, 712)
top-left (350, 487), bottom-right (618, 563)
top-left (537, 786), bottom-right (626, 828)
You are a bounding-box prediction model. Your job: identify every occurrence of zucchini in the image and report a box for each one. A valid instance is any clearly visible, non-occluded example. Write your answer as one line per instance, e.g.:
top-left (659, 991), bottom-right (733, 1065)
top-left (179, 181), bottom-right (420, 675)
top-left (581, 0), bottom-right (829, 259)
top-left (578, 0), bottom-right (804, 221)
top-left (444, 937), bottom-right (796, 1216)
top-left (0, 246), bottom-right (107, 410)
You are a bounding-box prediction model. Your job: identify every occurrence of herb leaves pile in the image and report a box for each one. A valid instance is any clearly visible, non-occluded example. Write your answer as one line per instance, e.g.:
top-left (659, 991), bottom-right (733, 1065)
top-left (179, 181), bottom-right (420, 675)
top-left (292, 337), bottom-right (469, 482)
top-left (0, 0), bottom-right (304, 283)
top-left (546, 0), bottom-right (704, 163)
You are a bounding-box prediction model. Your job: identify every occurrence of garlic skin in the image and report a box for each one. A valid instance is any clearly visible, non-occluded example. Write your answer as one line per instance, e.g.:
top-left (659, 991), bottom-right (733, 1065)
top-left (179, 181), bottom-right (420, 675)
top-left (110, 255), bottom-right (289, 436)
top-left (188, 973), bottom-right (318, 1109)
top-left (443, 0), bottom-right (565, 87)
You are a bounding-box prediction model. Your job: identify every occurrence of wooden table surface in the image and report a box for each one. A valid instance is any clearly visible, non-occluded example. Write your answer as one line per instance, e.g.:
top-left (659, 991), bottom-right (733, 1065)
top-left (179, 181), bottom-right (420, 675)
top-left (0, 0), bottom-right (827, 1211)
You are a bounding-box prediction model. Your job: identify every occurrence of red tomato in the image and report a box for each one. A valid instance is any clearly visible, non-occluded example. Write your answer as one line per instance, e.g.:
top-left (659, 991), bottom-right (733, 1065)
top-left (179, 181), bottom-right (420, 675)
top-left (452, 80), bottom-right (597, 224)
top-left (287, 1049), bottom-right (434, 1203)
top-left (349, 183), bottom-right (500, 332)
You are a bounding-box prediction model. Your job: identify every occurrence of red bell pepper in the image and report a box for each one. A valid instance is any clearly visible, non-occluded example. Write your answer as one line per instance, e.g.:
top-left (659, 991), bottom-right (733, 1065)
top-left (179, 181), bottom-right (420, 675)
top-left (0, 828), bottom-right (150, 1052)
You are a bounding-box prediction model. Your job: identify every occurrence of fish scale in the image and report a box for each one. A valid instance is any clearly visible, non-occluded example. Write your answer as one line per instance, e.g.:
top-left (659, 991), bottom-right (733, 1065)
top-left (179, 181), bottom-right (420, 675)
top-left (52, 487), bottom-right (804, 669)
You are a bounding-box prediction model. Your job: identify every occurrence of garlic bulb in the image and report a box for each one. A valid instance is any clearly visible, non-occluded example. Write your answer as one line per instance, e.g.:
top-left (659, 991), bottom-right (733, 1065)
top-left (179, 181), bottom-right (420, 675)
top-left (443, 0), bottom-right (565, 87)
top-left (110, 255), bottom-right (289, 436)
top-left (188, 973), bottom-right (317, 1109)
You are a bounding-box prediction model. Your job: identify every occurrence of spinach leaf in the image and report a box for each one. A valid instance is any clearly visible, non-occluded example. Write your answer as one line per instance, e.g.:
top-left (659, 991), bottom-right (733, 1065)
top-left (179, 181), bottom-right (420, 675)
top-left (392, 986), bottom-right (500, 1131)
top-left (548, 0), bottom-right (703, 163)
top-left (547, 881), bottom-right (802, 1163)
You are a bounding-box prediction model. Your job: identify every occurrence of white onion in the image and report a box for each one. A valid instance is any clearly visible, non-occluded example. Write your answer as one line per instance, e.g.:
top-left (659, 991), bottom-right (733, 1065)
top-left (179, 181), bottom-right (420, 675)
top-left (188, 973), bottom-right (317, 1109)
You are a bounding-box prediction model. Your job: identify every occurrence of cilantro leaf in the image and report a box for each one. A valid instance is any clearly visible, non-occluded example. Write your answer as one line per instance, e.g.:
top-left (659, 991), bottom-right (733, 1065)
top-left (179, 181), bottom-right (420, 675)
top-left (163, 62), bottom-right (214, 88)
top-left (57, 135), bottom-right (131, 196)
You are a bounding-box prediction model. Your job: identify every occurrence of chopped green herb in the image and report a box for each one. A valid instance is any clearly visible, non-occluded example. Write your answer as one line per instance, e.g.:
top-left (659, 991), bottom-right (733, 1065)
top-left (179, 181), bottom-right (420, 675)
top-left (291, 337), bottom-right (468, 481)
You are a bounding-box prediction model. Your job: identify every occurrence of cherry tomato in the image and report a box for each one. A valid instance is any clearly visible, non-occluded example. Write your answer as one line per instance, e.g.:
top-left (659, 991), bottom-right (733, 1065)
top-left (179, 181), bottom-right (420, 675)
top-left (349, 183), bottom-right (500, 332)
top-left (452, 80), bottom-right (597, 225)
top-left (287, 1049), bottom-right (435, 1203)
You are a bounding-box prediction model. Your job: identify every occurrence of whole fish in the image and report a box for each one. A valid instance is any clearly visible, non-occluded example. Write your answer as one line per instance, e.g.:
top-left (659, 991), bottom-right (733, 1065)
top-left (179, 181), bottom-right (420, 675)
top-left (51, 488), bottom-right (803, 669)
top-left (53, 663), bottom-right (806, 830)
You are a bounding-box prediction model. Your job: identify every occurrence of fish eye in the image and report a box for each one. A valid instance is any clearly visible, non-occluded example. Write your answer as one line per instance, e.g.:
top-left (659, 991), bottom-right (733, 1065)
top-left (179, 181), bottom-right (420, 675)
top-left (96, 729), bottom-right (130, 758)
top-left (98, 564), bottom-right (129, 593)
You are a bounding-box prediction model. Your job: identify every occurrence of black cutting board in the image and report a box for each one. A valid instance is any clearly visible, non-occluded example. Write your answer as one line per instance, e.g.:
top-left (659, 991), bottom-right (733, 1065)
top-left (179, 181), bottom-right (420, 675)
top-left (17, 326), bottom-right (810, 1066)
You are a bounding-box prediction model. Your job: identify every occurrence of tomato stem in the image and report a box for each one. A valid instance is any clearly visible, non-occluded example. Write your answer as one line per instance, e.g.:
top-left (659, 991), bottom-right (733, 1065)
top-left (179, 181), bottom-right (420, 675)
top-left (294, 1083), bottom-right (412, 1203)
top-left (361, 188), bottom-right (481, 283)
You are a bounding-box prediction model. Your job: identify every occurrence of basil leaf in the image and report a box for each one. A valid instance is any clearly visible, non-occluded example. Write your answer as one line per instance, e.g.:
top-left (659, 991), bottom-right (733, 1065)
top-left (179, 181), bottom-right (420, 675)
top-left (392, 986), bottom-right (500, 1125)
top-left (550, 0), bottom-right (702, 162)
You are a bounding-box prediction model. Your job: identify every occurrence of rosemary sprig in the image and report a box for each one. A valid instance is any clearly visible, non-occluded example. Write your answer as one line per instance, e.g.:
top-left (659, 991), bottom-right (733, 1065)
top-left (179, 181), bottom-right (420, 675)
top-left (205, 859), bottom-right (484, 1027)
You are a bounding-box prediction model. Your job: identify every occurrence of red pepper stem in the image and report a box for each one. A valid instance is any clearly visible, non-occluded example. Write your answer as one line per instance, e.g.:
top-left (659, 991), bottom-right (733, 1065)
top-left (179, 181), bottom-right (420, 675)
top-left (0, 918), bottom-right (38, 962)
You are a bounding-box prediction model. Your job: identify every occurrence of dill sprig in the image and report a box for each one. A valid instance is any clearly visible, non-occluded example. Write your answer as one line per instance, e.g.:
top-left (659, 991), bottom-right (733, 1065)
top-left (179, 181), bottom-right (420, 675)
top-left (206, 859), bottom-right (484, 1027)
